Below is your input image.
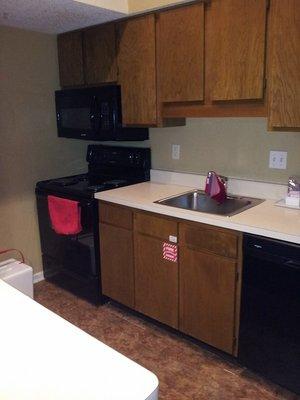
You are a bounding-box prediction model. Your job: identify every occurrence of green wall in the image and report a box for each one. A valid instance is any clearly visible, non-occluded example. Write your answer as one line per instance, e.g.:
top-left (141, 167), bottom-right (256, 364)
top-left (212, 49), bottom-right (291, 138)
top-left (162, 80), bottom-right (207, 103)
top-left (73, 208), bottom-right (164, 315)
top-left (149, 118), bottom-right (300, 184)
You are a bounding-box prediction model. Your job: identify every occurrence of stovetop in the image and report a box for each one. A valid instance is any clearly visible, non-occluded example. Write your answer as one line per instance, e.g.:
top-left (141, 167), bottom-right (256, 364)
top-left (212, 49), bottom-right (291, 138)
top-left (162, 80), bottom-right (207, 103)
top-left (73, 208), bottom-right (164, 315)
top-left (36, 173), bottom-right (142, 199)
top-left (36, 145), bottom-right (151, 199)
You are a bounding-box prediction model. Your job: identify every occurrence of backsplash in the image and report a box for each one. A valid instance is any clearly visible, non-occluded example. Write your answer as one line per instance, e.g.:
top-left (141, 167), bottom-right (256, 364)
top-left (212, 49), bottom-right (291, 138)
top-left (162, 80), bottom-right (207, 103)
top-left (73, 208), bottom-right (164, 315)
top-left (149, 118), bottom-right (300, 184)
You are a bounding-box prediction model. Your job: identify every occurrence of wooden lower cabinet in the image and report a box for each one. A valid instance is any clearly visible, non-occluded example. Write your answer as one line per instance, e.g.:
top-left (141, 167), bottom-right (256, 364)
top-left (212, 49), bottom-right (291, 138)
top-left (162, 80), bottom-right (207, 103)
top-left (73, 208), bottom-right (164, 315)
top-left (99, 205), bottom-right (241, 355)
top-left (99, 224), bottom-right (134, 308)
top-left (179, 246), bottom-right (237, 354)
top-left (99, 202), bottom-right (134, 308)
top-left (134, 232), bottom-right (179, 329)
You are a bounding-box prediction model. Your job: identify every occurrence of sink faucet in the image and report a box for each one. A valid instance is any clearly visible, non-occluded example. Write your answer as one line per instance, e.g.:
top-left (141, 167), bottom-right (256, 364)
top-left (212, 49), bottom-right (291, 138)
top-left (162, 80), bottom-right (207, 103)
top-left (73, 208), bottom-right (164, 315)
top-left (205, 171), bottom-right (227, 203)
top-left (219, 175), bottom-right (228, 191)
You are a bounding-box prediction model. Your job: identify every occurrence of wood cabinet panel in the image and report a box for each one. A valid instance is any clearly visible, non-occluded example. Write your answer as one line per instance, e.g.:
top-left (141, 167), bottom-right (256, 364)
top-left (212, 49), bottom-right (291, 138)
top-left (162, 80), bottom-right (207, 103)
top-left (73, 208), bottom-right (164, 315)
top-left (135, 233), bottom-right (178, 328)
top-left (209, 0), bottom-right (267, 101)
top-left (162, 0), bottom-right (267, 118)
top-left (157, 3), bottom-right (204, 103)
top-left (117, 15), bottom-right (157, 126)
top-left (134, 212), bottom-right (177, 241)
top-left (268, 0), bottom-right (300, 130)
top-left (98, 203), bottom-right (242, 354)
top-left (163, 101), bottom-right (267, 118)
top-left (57, 31), bottom-right (84, 87)
top-left (179, 222), bottom-right (238, 259)
top-left (99, 223), bottom-right (134, 307)
top-left (83, 24), bottom-right (117, 85)
top-left (99, 202), bottom-right (132, 230)
top-left (179, 247), bottom-right (237, 354)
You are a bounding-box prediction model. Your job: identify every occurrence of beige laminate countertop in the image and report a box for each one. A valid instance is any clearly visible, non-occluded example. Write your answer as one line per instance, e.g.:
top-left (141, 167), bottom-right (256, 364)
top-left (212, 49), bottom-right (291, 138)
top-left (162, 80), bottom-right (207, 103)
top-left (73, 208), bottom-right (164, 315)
top-left (95, 182), bottom-right (300, 244)
top-left (0, 280), bottom-right (159, 400)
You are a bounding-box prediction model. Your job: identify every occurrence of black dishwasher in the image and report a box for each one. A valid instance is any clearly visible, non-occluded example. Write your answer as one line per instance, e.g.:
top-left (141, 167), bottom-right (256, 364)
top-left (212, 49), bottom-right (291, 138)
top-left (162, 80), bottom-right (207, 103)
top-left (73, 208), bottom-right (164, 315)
top-left (238, 234), bottom-right (300, 394)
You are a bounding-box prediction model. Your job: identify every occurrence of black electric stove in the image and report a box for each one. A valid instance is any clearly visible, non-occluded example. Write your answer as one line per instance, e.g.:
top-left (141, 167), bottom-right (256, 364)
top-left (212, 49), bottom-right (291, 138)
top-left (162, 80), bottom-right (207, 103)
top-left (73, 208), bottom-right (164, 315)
top-left (36, 173), bottom-right (144, 198)
top-left (35, 145), bottom-right (151, 304)
top-left (36, 145), bottom-right (151, 199)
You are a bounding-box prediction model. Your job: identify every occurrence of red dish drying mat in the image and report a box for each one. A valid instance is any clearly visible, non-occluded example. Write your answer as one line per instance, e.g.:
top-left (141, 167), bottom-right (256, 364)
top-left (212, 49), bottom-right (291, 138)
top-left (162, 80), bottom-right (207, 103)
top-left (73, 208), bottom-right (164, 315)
top-left (48, 195), bottom-right (82, 235)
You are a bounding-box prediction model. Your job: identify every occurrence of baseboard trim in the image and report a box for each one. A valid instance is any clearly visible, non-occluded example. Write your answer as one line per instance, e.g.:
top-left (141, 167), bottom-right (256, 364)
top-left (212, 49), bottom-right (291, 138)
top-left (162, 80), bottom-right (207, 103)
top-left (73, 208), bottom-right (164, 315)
top-left (33, 271), bottom-right (44, 284)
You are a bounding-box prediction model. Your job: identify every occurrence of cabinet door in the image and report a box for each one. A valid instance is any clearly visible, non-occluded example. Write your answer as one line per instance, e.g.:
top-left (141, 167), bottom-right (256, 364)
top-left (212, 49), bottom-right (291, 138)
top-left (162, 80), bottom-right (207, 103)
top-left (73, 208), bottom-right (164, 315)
top-left (210, 0), bottom-right (268, 101)
top-left (117, 15), bottom-right (157, 126)
top-left (180, 247), bottom-right (237, 354)
top-left (83, 24), bottom-right (117, 85)
top-left (135, 233), bottom-right (178, 328)
top-left (268, 0), bottom-right (300, 130)
top-left (157, 3), bottom-right (204, 103)
top-left (99, 223), bottom-right (134, 308)
top-left (57, 31), bottom-right (84, 87)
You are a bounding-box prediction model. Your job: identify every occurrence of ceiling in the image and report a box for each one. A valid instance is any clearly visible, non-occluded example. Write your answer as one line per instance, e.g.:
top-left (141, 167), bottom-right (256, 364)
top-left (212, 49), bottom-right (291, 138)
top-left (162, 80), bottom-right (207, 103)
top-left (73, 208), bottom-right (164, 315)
top-left (0, 0), bottom-right (189, 34)
top-left (0, 0), bottom-right (126, 34)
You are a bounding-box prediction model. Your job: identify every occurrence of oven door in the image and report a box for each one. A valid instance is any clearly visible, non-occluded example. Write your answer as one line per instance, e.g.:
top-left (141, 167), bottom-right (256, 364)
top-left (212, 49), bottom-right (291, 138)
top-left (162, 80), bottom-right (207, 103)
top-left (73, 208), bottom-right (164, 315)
top-left (36, 190), bottom-right (101, 303)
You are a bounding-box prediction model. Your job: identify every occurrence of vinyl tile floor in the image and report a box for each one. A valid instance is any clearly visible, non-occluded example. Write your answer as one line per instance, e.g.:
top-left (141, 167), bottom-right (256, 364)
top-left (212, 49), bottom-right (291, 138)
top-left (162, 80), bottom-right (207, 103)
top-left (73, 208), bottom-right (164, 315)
top-left (34, 281), bottom-right (298, 400)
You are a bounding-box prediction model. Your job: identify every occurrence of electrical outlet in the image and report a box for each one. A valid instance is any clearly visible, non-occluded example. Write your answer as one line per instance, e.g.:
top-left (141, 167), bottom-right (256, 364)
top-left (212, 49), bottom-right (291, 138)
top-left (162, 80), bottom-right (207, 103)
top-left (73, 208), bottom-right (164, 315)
top-left (269, 151), bottom-right (287, 169)
top-left (172, 144), bottom-right (180, 160)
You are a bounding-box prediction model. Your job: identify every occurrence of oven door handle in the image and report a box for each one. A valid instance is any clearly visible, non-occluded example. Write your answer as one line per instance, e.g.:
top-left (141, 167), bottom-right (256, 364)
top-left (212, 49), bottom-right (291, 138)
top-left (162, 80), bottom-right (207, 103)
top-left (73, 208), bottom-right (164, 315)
top-left (80, 201), bottom-right (94, 208)
top-left (284, 259), bottom-right (300, 271)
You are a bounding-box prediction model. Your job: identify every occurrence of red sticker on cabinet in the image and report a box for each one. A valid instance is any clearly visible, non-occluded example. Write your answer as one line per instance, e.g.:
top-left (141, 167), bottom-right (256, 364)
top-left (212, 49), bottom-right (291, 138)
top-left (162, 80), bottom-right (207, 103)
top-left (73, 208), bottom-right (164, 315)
top-left (163, 242), bottom-right (178, 262)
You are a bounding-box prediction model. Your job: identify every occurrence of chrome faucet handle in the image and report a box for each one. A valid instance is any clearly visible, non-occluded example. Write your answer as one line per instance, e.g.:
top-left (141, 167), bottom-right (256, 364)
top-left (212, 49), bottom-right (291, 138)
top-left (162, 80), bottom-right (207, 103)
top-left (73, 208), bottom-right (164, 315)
top-left (219, 175), bottom-right (228, 190)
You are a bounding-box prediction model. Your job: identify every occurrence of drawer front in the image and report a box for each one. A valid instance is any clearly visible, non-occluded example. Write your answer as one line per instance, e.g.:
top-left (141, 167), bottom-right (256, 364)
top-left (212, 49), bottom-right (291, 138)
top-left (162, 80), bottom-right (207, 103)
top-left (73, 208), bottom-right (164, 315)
top-left (179, 222), bottom-right (238, 259)
top-left (134, 212), bottom-right (177, 240)
top-left (99, 202), bottom-right (133, 230)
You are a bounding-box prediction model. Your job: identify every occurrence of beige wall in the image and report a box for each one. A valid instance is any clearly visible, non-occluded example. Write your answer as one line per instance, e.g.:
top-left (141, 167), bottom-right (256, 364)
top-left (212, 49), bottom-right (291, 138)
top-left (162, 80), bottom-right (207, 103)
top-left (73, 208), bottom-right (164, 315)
top-left (150, 118), bottom-right (300, 184)
top-left (0, 26), bottom-right (88, 273)
top-left (128, 0), bottom-right (186, 12)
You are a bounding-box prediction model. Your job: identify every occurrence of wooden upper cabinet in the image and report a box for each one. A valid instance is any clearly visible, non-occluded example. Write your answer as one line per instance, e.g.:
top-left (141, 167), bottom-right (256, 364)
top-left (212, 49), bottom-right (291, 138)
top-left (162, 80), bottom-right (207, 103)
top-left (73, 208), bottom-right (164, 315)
top-left (268, 0), bottom-right (300, 130)
top-left (116, 15), bottom-right (157, 126)
top-left (83, 24), bottom-right (117, 85)
top-left (156, 3), bottom-right (205, 103)
top-left (57, 31), bottom-right (84, 88)
top-left (209, 0), bottom-right (268, 101)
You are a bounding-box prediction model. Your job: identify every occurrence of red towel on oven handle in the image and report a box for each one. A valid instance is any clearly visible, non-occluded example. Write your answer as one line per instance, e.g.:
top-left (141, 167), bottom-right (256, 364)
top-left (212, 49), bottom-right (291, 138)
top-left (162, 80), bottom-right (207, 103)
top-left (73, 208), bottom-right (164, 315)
top-left (47, 195), bottom-right (82, 235)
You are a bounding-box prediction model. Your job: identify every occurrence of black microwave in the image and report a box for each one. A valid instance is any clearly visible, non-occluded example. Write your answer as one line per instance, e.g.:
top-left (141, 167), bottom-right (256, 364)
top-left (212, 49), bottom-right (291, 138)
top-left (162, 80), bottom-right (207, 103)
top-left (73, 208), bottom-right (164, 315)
top-left (55, 85), bottom-right (148, 141)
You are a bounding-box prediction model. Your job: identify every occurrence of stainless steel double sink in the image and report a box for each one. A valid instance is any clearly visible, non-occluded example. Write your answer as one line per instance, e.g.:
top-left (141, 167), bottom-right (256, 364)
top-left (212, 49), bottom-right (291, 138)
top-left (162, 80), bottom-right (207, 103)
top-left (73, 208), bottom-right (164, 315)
top-left (155, 190), bottom-right (264, 217)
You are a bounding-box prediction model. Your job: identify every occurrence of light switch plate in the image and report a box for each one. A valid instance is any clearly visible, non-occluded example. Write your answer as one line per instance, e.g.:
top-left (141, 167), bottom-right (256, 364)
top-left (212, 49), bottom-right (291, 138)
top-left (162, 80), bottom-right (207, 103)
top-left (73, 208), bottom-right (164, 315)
top-left (269, 151), bottom-right (287, 169)
top-left (172, 144), bottom-right (180, 160)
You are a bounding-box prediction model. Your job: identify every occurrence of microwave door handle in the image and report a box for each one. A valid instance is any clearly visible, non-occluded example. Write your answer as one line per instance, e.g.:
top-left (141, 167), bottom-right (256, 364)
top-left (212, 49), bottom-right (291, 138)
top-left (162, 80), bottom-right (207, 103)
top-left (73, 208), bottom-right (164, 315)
top-left (90, 96), bottom-right (97, 130)
top-left (93, 97), bottom-right (101, 131)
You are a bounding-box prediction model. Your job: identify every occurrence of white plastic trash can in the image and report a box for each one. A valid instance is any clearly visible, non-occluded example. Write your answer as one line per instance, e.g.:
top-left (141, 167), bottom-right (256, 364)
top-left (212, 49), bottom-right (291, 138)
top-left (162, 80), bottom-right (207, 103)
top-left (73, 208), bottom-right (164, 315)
top-left (0, 258), bottom-right (33, 298)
